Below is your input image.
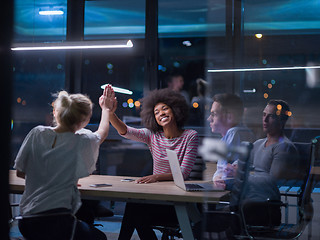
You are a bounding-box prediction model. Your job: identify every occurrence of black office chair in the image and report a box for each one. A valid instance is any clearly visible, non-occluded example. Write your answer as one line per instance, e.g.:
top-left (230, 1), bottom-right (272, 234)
top-left (11, 211), bottom-right (77, 240)
top-left (276, 142), bottom-right (312, 225)
top-left (201, 141), bottom-right (253, 239)
top-left (238, 137), bottom-right (317, 240)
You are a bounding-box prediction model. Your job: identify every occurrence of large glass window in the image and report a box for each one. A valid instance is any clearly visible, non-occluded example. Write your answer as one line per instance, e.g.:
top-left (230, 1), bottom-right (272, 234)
top-left (158, 0), bottom-right (226, 127)
top-left (84, 0), bottom-right (145, 39)
top-left (14, 0), bottom-right (67, 42)
top-left (10, 0), bottom-right (320, 165)
top-left (81, 45), bottom-right (145, 122)
top-left (12, 0), bottom-right (67, 166)
top-left (82, 1), bottom-right (146, 122)
top-left (239, 0), bottom-right (320, 137)
top-left (11, 51), bottom-right (65, 166)
top-left (8, 2), bottom-right (320, 238)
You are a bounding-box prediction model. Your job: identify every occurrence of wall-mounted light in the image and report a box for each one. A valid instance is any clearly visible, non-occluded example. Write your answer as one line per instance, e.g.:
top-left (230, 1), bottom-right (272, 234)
top-left (11, 40), bottom-right (133, 51)
top-left (100, 84), bottom-right (133, 95)
top-left (208, 65), bottom-right (320, 73)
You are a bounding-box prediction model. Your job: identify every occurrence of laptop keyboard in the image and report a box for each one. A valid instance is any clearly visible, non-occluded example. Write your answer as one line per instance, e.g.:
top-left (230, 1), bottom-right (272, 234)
top-left (185, 183), bottom-right (204, 189)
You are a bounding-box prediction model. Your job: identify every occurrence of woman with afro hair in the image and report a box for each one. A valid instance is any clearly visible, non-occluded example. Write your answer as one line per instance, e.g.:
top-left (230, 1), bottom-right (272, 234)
top-left (106, 87), bottom-right (199, 240)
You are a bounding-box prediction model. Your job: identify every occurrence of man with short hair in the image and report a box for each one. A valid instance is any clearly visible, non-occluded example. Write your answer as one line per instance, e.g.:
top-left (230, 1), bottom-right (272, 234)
top-left (247, 99), bottom-right (298, 197)
top-left (201, 99), bottom-right (298, 238)
top-left (243, 99), bottom-right (299, 226)
top-left (207, 93), bottom-right (255, 188)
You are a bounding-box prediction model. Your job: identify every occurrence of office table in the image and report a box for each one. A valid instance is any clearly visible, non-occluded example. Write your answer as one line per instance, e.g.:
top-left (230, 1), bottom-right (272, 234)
top-left (9, 170), bottom-right (229, 240)
top-left (311, 166), bottom-right (320, 175)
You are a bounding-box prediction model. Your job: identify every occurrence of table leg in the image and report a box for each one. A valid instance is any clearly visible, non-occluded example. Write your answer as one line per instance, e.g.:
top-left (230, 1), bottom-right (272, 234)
top-left (174, 203), bottom-right (194, 240)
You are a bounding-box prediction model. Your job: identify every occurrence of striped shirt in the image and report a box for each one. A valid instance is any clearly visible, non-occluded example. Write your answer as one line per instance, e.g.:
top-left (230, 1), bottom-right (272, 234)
top-left (122, 126), bottom-right (199, 179)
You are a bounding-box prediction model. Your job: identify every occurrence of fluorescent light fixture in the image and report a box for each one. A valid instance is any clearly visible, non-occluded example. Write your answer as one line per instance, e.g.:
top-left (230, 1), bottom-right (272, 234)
top-left (11, 40), bottom-right (133, 51)
top-left (243, 88), bottom-right (256, 93)
top-left (101, 84), bottom-right (133, 95)
top-left (208, 65), bottom-right (320, 73)
top-left (39, 10), bottom-right (64, 15)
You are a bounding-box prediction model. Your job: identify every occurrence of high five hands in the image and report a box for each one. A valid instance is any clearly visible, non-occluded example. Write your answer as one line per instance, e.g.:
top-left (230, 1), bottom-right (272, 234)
top-left (100, 84), bottom-right (117, 112)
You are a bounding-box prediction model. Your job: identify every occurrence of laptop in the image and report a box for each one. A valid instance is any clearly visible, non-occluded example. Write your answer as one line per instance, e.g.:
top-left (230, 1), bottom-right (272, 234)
top-left (166, 149), bottom-right (225, 192)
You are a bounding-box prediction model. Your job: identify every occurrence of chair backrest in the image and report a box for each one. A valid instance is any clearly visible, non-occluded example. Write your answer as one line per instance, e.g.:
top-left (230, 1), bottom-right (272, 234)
top-left (188, 156), bottom-right (206, 180)
top-left (239, 139), bottom-right (316, 239)
top-left (294, 142), bottom-right (312, 177)
top-left (282, 138), bottom-right (317, 238)
top-left (298, 137), bottom-right (319, 223)
top-left (229, 141), bottom-right (253, 212)
top-left (15, 211), bottom-right (77, 240)
top-left (291, 142), bottom-right (312, 202)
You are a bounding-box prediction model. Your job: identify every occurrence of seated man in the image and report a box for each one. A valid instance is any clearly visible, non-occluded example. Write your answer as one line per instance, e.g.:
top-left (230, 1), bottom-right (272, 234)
top-left (201, 100), bottom-right (298, 239)
top-left (243, 99), bottom-right (299, 226)
top-left (207, 93), bottom-right (255, 189)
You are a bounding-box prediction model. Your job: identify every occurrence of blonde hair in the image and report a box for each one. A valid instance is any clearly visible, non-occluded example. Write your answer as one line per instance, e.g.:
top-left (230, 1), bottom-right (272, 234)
top-left (52, 91), bottom-right (93, 131)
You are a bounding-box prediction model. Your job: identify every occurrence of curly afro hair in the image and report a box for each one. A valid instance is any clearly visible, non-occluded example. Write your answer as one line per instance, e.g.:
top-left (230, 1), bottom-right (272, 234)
top-left (140, 88), bottom-right (189, 132)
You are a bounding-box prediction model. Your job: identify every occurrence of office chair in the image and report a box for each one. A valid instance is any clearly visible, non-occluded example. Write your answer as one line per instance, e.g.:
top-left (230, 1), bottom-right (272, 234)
top-left (11, 211), bottom-right (77, 240)
top-left (200, 138), bottom-right (315, 240)
top-left (201, 141), bottom-right (253, 239)
top-left (276, 142), bottom-right (312, 225)
top-left (238, 137), bottom-right (317, 240)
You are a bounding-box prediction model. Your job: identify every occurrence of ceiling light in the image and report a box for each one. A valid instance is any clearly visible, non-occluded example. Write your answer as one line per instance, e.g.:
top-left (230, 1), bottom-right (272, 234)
top-left (208, 65), bottom-right (320, 73)
top-left (11, 40), bottom-right (133, 51)
top-left (39, 10), bottom-right (64, 16)
top-left (100, 84), bottom-right (133, 95)
top-left (243, 88), bottom-right (256, 93)
top-left (182, 40), bottom-right (192, 47)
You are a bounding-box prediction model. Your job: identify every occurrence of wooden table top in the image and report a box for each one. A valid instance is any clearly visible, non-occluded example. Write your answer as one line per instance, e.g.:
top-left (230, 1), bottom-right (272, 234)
top-left (311, 166), bottom-right (320, 175)
top-left (9, 170), bottom-right (229, 204)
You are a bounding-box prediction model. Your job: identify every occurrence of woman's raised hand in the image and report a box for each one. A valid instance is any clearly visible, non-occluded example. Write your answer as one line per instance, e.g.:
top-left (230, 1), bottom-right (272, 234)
top-left (99, 84), bottom-right (117, 113)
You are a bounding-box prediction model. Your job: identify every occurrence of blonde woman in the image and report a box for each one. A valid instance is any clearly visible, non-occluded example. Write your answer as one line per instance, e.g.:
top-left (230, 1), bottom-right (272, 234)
top-left (14, 85), bottom-right (114, 240)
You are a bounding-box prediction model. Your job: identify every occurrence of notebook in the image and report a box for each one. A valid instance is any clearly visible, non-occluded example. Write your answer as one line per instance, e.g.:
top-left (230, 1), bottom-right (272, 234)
top-left (166, 149), bottom-right (225, 192)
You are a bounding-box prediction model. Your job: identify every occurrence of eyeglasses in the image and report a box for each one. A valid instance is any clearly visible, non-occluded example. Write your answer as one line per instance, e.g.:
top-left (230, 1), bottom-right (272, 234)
top-left (209, 111), bottom-right (221, 118)
top-left (209, 110), bottom-right (228, 118)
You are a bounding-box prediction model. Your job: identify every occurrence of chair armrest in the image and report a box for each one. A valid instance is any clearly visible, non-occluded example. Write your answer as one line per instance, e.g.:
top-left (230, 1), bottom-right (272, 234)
top-left (266, 199), bottom-right (287, 208)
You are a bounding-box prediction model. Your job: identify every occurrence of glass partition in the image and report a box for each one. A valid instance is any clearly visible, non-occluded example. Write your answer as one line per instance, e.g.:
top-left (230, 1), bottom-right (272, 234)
top-left (81, 45), bottom-right (145, 122)
top-left (240, 0), bottom-right (320, 137)
top-left (11, 0), bottom-right (320, 167)
top-left (158, 0), bottom-right (226, 129)
top-left (82, 0), bottom-right (146, 122)
top-left (11, 0), bottom-right (67, 166)
top-left (11, 51), bottom-right (65, 167)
